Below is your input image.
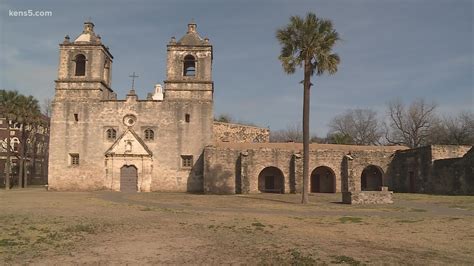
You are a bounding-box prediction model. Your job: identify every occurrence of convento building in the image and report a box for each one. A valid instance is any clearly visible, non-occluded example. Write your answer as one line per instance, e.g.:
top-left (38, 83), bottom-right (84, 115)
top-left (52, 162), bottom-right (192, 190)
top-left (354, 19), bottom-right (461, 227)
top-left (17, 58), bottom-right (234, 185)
top-left (48, 21), bottom-right (473, 196)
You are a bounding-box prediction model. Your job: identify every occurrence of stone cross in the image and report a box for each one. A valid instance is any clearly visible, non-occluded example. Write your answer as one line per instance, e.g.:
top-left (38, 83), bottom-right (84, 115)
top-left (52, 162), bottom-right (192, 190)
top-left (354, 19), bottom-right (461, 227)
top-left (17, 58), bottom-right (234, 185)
top-left (129, 72), bottom-right (139, 90)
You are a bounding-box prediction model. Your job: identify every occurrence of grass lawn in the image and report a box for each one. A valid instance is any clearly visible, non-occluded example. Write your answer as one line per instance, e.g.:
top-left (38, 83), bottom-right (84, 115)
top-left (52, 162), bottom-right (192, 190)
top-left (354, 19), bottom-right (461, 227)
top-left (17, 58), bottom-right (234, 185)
top-left (0, 189), bottom-right (473, 264)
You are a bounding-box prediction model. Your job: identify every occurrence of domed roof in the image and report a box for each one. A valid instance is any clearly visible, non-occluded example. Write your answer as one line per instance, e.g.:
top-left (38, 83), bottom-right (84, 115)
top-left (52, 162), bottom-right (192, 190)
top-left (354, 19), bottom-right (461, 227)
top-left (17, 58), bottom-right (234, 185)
top-left (176, 22), bottom-right (210, 46)
top-left (74, 21), bottom-right (101, 44)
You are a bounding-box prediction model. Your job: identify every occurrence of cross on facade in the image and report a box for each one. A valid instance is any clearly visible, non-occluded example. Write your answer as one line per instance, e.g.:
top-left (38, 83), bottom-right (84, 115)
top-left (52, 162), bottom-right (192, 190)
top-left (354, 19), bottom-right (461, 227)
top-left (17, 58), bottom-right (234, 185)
top-left (129, 72), bottom-right (139, 90)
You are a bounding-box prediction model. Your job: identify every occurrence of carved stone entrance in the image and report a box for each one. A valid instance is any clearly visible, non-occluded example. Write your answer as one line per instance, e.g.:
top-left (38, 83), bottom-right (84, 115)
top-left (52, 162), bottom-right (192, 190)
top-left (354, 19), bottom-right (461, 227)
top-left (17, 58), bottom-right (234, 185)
top-left (120, 165), bottom-right (138, 192)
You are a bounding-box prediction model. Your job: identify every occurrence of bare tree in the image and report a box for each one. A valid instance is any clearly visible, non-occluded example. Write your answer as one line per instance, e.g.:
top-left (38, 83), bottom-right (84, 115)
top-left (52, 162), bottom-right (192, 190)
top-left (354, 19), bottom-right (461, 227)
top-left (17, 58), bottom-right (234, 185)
top-left (42, 98), bottom-right (52, 117)
top-left (428, 111), bottom-right (474, 145)
top-left (270, 123), bottom-right (322, 143)
top-left (385, 99), bottom-right (437, 148)
top-left (310, 135), bottom-right (328, 144)
top-left (270, 123), bottom-right (303, 142)
top-left (329, 108), bottom-right (382, 145)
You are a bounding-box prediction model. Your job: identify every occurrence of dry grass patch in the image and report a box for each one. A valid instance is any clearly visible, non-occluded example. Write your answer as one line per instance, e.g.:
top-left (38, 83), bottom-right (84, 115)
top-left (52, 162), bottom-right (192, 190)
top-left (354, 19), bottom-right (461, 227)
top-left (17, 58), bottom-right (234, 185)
top-left (0, 189), bottom-right (473, 264)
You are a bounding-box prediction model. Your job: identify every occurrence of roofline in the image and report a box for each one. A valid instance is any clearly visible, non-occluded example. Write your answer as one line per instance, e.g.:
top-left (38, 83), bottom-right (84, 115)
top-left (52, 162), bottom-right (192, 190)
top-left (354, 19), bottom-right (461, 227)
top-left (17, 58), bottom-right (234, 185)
top-left (167, 44), bottom-right (212, 48)
top-left (59, 43), bottom-right (114, 59)
top-left (209, 142), bottom-right (409, 152)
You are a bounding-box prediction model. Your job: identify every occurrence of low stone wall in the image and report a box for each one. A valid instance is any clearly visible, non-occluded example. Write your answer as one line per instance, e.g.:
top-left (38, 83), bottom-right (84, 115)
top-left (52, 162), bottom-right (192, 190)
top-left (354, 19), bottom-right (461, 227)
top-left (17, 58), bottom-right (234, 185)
top-left (342, 190), bottom-right (394, 204)
top-left (213, 122), bottom-right (269, 143)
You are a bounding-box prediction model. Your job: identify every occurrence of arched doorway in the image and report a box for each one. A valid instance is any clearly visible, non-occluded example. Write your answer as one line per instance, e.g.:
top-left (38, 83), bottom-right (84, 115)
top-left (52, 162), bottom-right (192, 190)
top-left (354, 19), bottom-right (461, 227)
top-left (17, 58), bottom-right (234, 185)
top-left (120, 165), bottom-right (137, 192)
top-left (311, 166), bottom-right (336, 193)
top-left (258, 167), bottom-right (284, 193)
top-left (361, 165), bottom-right (383, 191)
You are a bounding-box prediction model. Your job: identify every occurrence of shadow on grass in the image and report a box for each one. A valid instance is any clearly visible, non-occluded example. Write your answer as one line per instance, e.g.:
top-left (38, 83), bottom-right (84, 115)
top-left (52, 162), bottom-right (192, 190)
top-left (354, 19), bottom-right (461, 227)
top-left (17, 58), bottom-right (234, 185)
top-left (238, 195), bottom-right (302, 205)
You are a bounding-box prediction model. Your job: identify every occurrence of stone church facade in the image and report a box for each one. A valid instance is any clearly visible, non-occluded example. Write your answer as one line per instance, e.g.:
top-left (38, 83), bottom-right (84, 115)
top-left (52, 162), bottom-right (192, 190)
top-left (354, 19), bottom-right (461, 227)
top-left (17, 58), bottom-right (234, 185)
top-left (49, 21), bottom-right (214, 192)
top-left (48, 21), bottom-right (472, 195)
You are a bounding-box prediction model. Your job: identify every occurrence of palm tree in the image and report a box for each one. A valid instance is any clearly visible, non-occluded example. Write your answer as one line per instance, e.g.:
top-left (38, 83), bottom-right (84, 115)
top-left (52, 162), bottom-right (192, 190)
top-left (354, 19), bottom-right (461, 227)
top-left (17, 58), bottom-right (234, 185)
top-left (16, 95), bottom-right (41, 188)
top-left (0, 90), bottom-right (41, 189)
top-left (276, 13), bottom-right (340, 203)
top-left (0, 90), bottom-right (21, 190)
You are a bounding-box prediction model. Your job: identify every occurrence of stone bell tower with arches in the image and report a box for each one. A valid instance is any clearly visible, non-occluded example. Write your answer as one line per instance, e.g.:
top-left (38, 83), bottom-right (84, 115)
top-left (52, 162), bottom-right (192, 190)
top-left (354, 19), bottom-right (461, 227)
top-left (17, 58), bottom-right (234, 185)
top-left (49, 21), bottom-right (119, 191)
top-left (164, 21), bottom-right (213, 100)
top-left (55, 21), bottom-right (115, 101)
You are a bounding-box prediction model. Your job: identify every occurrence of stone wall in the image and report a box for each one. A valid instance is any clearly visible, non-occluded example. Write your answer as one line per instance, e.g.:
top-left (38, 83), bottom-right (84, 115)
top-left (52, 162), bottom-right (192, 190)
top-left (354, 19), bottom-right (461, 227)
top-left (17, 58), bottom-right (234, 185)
top-left (430, 148), bottom-right (474, 195)
top-left (203, 142), bottom-right (407, 194)
top-left (341, 148), bottom-right (399, 192)
top-left (390, 146), bottom-right (432, 193)
top-left (390, 145), bottom-right (472, 194)
top-left (213, 122), bottom-right (269, 143)
top-left (431, 145), bottom-right (472, 161)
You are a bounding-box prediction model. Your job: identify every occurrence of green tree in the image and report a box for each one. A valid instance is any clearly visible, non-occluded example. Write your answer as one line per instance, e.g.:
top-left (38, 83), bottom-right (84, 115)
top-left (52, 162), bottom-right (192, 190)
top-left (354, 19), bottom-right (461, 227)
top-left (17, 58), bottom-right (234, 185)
top-left (215, 114), bottom-right (234, 123)
top-left (0, 90), bottom-right (21, 189)
top-left (0, 90), bottom-right (42, 189)
top-left (16, 95), bottom-right (41, 188)
top-left (327, 132), bottom-right (353, 145)
top-left (277, 13), bottom-right (340, 203)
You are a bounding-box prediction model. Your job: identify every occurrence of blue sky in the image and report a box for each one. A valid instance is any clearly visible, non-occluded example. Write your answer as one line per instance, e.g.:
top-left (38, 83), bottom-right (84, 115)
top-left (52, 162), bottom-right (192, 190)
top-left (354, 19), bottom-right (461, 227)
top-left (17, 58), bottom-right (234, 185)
top-left (0, 0), bottom-right (472, 136)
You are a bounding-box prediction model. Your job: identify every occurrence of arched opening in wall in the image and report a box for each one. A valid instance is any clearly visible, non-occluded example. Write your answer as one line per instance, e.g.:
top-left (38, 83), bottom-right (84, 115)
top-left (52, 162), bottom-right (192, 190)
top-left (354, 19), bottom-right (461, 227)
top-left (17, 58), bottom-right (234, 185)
top-left (103, 58), bottom-right (110, 82)
top-left (258, 167), bottom-right (284, 193)
top-left (106, 128), bottom-right (116, 140)
top-left (144, 128), bottom-right (154, 140)
top-left (310, 166), bottom-right (336, 193)
top-left (120, 165), bottom-right (137, 192)
top-left (74, 54), bottom-right (86, 76)
top-left (183, 55), bottom-right (196, 76)
top-left (361, 165), bottom-right (383, 191)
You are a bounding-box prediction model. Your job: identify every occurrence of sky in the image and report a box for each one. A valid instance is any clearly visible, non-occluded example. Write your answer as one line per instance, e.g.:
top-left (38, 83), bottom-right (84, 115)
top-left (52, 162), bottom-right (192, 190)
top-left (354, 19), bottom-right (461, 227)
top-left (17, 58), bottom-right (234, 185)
top-left (0, 0), bottom-right (472, 136)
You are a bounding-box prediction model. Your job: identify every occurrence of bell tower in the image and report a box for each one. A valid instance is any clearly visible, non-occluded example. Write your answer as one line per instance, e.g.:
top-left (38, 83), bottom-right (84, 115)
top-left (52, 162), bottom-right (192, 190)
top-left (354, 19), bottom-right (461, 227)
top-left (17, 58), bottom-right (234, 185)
top-left (55, 21), bottom-right (114, 101)
top-left (164, 22), bottom-right (213, 101)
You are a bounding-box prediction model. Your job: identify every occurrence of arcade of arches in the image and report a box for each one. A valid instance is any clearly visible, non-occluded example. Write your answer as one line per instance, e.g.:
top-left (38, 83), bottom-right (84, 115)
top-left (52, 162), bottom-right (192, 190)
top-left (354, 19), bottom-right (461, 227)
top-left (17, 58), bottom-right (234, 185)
top-left (255, 164), bottom-right (385, 194)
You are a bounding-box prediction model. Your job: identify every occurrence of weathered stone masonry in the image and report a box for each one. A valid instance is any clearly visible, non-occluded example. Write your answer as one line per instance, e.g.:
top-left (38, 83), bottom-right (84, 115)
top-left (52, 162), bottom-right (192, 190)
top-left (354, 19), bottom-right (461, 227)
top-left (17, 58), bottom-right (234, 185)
top-left (49, 22), bottom-right (473, 196)
top-left (203, 142), bottom-right (406, 194)
top-left (390, 145), bottom-right (473, 194)
top-left (213, 122), bottom-right (269, 143)
top-left (49, 21), bottom-right (213, 192)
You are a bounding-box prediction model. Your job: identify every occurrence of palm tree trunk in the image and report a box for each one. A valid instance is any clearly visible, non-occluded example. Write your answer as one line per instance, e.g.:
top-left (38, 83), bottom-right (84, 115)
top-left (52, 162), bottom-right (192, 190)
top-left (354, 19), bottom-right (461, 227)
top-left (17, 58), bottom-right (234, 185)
top-left (18, 125), bottom-right (26, 188)
top-left (301, 58), bottom-right (312, 204)
top-left (5, 125), bottom-right (11, 190)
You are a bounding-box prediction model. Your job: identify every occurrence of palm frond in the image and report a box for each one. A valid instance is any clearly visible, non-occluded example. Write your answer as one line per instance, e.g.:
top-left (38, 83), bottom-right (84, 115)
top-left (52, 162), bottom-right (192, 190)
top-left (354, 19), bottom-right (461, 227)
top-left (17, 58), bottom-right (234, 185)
top-left (276, 12), bottom-right (341, 77)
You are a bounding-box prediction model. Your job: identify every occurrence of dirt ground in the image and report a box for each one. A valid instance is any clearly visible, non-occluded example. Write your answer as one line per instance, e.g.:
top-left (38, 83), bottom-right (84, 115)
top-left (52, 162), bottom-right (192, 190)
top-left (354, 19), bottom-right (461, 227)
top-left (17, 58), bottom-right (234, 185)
top-left (0, 188), bottom-right (473, 265)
